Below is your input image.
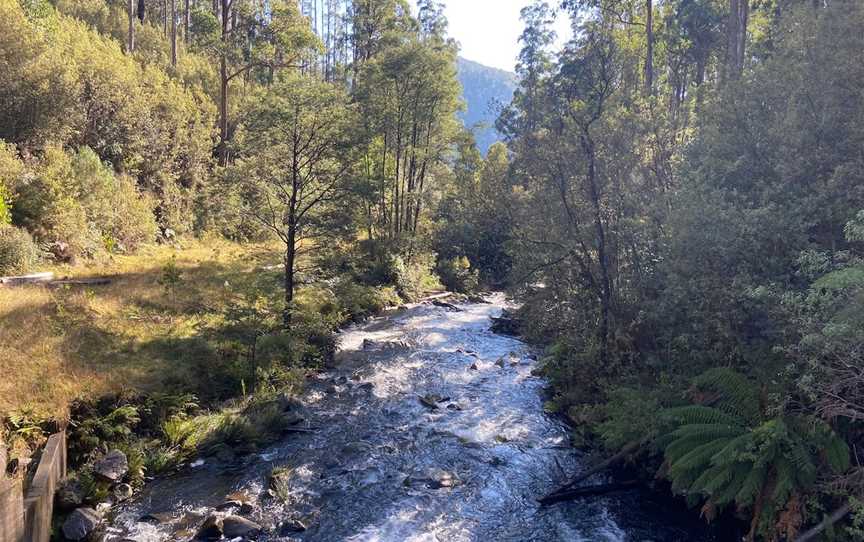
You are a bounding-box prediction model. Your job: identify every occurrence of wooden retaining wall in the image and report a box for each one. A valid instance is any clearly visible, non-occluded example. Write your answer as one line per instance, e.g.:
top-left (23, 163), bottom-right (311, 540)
top-left (0, 431), bottom-right (67, 542)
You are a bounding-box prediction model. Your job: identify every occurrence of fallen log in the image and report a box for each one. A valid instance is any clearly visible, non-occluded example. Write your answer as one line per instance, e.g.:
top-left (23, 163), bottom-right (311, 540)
top-left (538, 439), bottom-right (644, 504)
top-left (49, 278), bottom-right (112, 287)
top-left (0, 272), bottom-right (54, 286)
top-left (794, 502), bottom-right (853, 542)
top-left (538, 480), bottom-right (641, 506)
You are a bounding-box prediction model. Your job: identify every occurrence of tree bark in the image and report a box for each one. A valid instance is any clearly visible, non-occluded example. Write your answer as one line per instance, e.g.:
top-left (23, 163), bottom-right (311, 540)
top-left (580, 128), bottom-right (612, 366)
top-left (185, 0), bottom-right (191, 42)
top-left (218, 0), bottom-right (230, 165)
top-left (725, 0), bottom-right (748, 80)
top-left (644, 0), bottom-right (654, 95)
top-left (171, 0), bottom-right (178, 67)
top-left (127, 0), bottom-right (136, 53)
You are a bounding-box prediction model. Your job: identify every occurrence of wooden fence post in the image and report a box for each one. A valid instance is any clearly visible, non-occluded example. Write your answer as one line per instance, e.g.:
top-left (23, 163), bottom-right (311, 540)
top-left (0, 478), bottom-right (25, 542)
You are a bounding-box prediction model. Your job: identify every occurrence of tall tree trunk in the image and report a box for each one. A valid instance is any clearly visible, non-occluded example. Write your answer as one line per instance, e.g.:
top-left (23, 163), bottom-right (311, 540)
top-left (184, 0), bottom-right (191, 42)
top-left (171, 0), bottom-right (178, 67)
top-left (725, 0), bottom-right (748, 80)
top-left (644, 0), bottom-right (654, 95)
top-left (127, 0), bottom-right (136, 53)
top-left (218, 0), bottom-right (230, 165)
top-left (581, 129), bottom-right (612, 366)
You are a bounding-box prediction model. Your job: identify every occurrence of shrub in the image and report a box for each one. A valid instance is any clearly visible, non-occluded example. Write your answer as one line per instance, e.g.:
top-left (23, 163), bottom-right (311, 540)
top-left (436, 256), bottom-right (479, 293)
top-left (335, 279), bottom-right (401, 322)
top-left (0, 225), bottom-right (41, 275)
top-left (73, 147), bottom-right (157, 251)
top-left (393, 252), bottom-right (441, 301)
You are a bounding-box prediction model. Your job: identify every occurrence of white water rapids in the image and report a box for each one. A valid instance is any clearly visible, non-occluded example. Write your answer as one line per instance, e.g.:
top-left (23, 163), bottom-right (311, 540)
top-left (106, 295), bottom-right (714, 541)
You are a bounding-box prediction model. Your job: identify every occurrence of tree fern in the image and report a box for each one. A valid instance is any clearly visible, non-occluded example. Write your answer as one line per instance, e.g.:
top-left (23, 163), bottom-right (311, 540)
top-left (657, 369), bottom-right (849, 540)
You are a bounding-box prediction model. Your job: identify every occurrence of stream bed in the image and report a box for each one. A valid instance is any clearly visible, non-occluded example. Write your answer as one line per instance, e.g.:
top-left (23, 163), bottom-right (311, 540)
top-left (106, 295), bottom-right (717, 541)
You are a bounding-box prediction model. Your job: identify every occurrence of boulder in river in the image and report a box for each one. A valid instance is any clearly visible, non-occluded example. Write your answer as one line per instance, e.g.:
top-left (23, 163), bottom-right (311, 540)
top-left (222, 515), bottom-right (262, 538)
top-left (278, 519), bottom-right (308, 534)
top-left (490, 309), bottom-right (521, 336)
top-left (418, 394), bottom-right (449, 410)
top-left (362, 338), bottom-right (409, 351)
top-left (425, 468), bottom-right (460, 489)
top-left (62, 507), bottom-right (101, 541)
top-left (432, 300), bottom-right (460, 311)
top-left (194, 514), bottom-right (223, 540)
top-left (93, 449), bottom-right (128, 482)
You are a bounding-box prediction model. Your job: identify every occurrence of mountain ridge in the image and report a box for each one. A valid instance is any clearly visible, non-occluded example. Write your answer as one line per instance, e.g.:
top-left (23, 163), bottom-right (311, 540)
top-left (456, 57), bottom-right (517, 154)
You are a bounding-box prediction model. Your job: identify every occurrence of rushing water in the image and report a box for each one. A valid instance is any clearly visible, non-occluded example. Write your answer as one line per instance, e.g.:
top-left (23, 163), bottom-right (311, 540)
top-left (107, 295), bottom-right (716, 541)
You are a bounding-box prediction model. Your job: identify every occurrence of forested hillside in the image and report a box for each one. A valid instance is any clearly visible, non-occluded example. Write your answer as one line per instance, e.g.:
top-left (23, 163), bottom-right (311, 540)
top-left (2, 0), bottom-right (864, 540)
top-left (456, 57), bottom-right (516, 154)
top-left (460, 0), bottom-right (864, 539)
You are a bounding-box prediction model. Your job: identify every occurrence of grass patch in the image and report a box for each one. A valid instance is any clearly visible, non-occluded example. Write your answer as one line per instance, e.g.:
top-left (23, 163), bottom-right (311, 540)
top-left (0, 236), bottom-right (285, 419)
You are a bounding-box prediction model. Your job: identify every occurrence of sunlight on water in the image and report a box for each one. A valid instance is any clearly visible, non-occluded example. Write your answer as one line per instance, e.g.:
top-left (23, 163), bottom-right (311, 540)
top-left (106, 295), bottom-right (711, 542)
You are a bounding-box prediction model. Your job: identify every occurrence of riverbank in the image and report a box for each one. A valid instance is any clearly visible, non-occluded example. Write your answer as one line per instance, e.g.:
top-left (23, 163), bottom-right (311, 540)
top-left (1, 236), bottom-right (420, 533)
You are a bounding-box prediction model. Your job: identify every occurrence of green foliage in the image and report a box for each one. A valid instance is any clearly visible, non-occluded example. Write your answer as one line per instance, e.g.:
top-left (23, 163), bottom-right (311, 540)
top-left (0, 225), bottom-right (41, 275)
top-left (10, 145), bottom-right (157, 258)
top-left (158, 256), bottom-right (183, 300)
top-left (334, 279), bottom-right (401, 322)
top-left (658, 370), bottom-right (849, 538)
top-left (68, 404), bottom-right (141, 464)
top-left (392, 252), bottom-right (442, 301)
top-left (436, 256), bottom-right (479, 294)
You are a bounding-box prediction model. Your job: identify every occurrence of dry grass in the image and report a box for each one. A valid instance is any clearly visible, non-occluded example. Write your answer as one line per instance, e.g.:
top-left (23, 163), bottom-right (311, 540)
top-left (0, 235), bottom-right (284, 420)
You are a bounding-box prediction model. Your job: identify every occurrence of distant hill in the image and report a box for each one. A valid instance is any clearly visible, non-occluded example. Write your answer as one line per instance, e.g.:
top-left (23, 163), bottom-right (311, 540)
top-left (456, 57), bottom-right (517, 154)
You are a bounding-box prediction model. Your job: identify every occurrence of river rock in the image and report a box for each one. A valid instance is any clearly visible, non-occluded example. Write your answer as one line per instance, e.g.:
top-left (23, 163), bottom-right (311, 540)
top-left (490, 309), bottom-right (521, 336)
top-left (94, 450), bottom-right (128, 482)
top-left (56, 479), bottom-right (85, 511)
top-left (418, 394), bottom-right (449, 410)
top-left (222, 515), bottom-right (262, 538)
top-left (141, 516), bottom-right (168, 529)
top-left (428, 468), bottom-right (460, 489)
top-left (278, 519), bottom-right (308, 534)
top-left (277, 392), bottom-right (303, 412)
top-left (113, 483), bottom-right (133, 502)
top-left (194, 515), bottom-right (223, 540)
top-left (494, 358), bottom-right (506, 368)
top-left (469, 362), bottom-right (479, 371)
top-left (432, 300), bottom-right (460, 311)
top-left (62, 507), bottom-right (101, 541)
top-left (362, 339), bottom-right (409, 351)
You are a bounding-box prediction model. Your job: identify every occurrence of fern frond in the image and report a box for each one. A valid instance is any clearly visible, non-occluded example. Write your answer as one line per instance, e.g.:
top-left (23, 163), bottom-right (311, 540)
top-left (669, 439), bottom-right (732, 477)
top-left (664, 405), bottom-right (743, 427)
top-left (736, 464), bottom-right (768, 506)
top-left (692, 368), bottom-right (761, 424)
top-left (671, 423), bottom-right (745, 443)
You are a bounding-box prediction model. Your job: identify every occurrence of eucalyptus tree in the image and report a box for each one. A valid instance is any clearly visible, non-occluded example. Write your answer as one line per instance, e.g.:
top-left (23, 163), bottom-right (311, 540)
top-left (191, 0), bottom-right (318, 164)
top-left (235, 75), bottom-right (356, 328)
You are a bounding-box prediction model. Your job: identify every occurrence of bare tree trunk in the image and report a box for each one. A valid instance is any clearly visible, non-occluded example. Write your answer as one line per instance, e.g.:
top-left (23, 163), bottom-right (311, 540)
top-left (184, 0), bottom-right (191, 42)
top-left (581, 129), bottom-right (612, 365)
top-left (644, 0), bottom-right (653, 95)
top-left (171, 0), bottom-right (178, 67)
top-left (127, 0), bottom-right (136, 53)
top-left (725, 0), bottom-right (748, 80)
top-left (218, 0), bottom-right (230, 165)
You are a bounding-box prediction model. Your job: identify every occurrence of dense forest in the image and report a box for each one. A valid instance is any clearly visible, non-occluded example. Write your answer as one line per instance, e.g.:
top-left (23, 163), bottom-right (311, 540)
top-left (1, 0), bottom-right (864, 540)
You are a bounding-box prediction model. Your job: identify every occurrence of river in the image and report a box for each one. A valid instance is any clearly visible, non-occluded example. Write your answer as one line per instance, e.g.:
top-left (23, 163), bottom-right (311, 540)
top-left (106, 295), bottom-right (718, 541)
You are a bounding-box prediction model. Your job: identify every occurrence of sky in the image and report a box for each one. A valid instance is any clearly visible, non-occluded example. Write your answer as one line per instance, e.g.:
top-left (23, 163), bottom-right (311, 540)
top-left (414, 1), bottom-right (572, 73)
